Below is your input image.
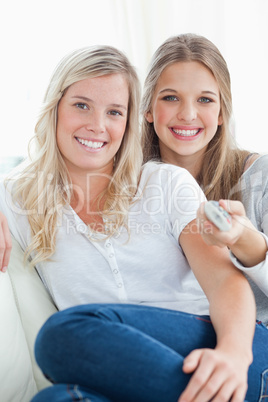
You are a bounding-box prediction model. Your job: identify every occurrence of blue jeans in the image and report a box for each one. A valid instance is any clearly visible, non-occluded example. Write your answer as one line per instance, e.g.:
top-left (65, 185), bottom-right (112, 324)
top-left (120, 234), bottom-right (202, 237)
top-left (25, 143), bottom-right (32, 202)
top-left (32, 304), bottom-right (268, 402)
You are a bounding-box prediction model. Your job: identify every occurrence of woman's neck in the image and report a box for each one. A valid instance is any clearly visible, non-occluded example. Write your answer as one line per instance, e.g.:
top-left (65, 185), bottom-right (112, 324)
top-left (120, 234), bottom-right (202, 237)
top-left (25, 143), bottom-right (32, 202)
top-left (69, 169), bottom-right (112, 226)
top-left (161, 153), bottom-right (203, 180)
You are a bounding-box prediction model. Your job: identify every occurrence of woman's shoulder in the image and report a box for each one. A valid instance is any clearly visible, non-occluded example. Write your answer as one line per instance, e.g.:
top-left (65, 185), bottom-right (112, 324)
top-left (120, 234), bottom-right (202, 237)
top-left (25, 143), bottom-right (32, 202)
top-left (141, 160), bottom-right (194, 179)
top-left (0, 178), bottom-right (18, 202)
top-left (139, 161), bottom-right (204, 198)
top-left (244, 154), bottom-right (268, 175)
top-left (0, 179), bottom-right (12, 203)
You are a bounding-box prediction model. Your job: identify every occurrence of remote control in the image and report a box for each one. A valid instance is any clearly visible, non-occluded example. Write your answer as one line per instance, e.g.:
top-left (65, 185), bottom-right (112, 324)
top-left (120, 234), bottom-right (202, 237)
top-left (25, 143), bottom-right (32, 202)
top-left (204, 201), bottom-right (232, 231)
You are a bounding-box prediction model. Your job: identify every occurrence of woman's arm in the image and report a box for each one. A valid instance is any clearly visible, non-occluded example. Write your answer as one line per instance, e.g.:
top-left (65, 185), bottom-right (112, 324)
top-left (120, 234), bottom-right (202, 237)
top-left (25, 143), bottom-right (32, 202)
top-left (197, 199), bottom-right (268, 297)
top-left (178, 220), bottom-right (255, 402)
top-left (197, 199), bottom-right (268, 266)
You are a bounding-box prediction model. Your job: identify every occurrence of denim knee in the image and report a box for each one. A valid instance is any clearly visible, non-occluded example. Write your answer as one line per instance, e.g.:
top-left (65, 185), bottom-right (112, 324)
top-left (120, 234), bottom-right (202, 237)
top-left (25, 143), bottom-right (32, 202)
top-left (31, 384), bottom-right (112, 402)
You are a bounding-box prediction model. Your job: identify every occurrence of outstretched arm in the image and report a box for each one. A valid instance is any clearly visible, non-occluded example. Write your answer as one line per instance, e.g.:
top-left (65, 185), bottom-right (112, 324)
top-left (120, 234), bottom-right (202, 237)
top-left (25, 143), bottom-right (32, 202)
top-left (197, 199), bottom-right (268, 297)
top-left (197, 199), bottom-right (268, 266)
top-left (178, 220), bottom-right (255, 401)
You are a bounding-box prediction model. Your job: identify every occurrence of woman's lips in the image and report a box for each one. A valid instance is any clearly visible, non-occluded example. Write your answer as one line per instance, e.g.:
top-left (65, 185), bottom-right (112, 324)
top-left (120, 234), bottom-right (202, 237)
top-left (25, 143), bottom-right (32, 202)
top-left (169, 127), bottom-right (203, 140)
top-left (75, 137), bottom-right (106, 151)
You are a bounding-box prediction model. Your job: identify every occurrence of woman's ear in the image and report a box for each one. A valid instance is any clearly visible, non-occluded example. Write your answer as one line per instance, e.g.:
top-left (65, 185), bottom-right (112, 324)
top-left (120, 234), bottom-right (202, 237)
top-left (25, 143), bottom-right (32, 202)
top-left (145, 111), bottom-right (154, 123)
top-left (218, 113), bottom-right (223, 126)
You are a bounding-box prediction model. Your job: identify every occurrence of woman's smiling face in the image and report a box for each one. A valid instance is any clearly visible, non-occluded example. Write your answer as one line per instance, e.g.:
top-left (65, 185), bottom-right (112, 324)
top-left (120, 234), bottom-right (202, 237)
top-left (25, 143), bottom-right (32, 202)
top-left (56, 74), bottom-right (129, 178)
top-left (146, 61), bottom-right (223, 165)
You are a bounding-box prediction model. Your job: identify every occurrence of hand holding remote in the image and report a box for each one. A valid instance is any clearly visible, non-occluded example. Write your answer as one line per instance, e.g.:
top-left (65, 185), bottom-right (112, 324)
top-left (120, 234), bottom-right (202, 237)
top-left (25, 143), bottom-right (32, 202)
top-left (204, 201), bottom-right (232, 232)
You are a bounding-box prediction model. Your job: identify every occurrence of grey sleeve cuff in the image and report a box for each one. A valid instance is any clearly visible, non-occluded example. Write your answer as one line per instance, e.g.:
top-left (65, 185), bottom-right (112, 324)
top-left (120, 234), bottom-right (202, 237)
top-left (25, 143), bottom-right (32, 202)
top-left (229, 232), bottom-right (268, 297)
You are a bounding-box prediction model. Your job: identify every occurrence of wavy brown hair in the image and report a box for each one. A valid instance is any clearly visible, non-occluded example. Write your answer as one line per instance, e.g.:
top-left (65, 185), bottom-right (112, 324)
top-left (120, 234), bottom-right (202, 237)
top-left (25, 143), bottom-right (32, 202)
top-left (141, 33), bottom-right (250, 200)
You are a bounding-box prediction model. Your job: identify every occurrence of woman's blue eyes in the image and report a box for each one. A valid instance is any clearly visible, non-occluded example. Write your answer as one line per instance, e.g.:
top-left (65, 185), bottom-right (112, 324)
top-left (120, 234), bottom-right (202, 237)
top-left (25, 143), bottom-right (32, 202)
top-left (74, 103), bottom-right (122, 115)
top-left (75, 103), bottom-right (88, 110)
top-left (198, 97), bottom-right (212, 103)
top-left (162, 96), bottom-right (213, 103)
top-left (108, 110), bottom-right (122, 116)
top-left (163, 95), bottom-right (178, 101)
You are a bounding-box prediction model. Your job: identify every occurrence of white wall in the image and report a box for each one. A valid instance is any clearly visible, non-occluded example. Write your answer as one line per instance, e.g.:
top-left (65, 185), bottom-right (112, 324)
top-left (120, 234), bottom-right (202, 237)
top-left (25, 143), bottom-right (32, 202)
top-left (1, 0), bottom-right (267, 157)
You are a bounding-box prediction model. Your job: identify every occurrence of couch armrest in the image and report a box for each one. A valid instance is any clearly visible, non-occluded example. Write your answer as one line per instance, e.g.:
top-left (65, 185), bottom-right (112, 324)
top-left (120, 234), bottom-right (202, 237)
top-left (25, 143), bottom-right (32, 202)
top-left (8, 236), bottom-right (58, 390)
top-left (2, 236), bottom-right (58, 400)
top-left (0, 271), bottom-right (38, 401)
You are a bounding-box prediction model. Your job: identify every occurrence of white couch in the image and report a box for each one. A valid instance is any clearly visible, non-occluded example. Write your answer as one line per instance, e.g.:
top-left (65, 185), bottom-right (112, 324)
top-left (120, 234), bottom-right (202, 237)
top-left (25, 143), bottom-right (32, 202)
top-left (0, 237), bottom-right (58, 402)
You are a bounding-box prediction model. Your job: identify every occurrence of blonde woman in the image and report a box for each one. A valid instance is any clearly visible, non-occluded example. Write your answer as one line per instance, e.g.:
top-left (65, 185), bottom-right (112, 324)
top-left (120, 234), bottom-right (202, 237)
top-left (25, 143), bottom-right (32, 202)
top-left (141, 33), bottom-right (268, 329)
top-left (0, 45), bottom-right (265, 401)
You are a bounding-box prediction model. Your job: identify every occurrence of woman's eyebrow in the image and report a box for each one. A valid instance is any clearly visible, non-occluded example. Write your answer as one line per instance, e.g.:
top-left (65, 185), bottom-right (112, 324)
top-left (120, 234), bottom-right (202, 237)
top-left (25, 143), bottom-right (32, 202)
top-left (201, 90), bottom-right (218, 97)
top-left (110, 103), bottom-right (127, 110)
top-left (158, 89), bottom-right (218, 97)
top-left (159, 88), bottom-right (177, 94)
top-left (71, 95), bottom-right (92, 101)
top-left (71, 95), bottom-right (127, 110)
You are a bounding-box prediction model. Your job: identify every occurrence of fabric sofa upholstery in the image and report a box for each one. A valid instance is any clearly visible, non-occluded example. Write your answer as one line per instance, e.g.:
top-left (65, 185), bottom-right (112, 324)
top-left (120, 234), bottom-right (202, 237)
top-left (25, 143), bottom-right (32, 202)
top-left (0, 237), bottom-right (57, 401)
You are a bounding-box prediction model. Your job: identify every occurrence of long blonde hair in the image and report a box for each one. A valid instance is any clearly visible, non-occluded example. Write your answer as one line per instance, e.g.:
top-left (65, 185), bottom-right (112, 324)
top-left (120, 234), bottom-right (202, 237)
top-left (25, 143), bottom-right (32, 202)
top-left (10, 45), bottom-right (142, 265)
top-left (141, 33), bottom-right (250, 200)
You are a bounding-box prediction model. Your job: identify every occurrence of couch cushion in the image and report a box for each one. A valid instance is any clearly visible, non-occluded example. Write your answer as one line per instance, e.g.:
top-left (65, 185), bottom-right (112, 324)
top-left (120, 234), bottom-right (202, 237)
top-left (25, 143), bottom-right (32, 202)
top-left (0, 271), bottom-right (37, 401)
top-left (0, 238), bottom-right (57, 402)
top-left (3, 236), bottom-right (58, 400)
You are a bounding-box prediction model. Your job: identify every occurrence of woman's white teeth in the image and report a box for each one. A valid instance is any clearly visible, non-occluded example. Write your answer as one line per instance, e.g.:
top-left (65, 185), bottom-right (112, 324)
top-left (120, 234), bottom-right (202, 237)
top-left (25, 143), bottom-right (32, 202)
top-left (173, 129), bottom-right (199, 136)
top-left (77, 138), bottom-right (104, 148)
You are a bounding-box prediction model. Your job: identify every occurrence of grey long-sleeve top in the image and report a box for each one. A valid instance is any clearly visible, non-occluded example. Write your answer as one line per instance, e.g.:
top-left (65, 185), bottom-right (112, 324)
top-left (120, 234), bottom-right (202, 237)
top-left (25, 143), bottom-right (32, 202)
top-left (230, 154), bottom-right (268, 326)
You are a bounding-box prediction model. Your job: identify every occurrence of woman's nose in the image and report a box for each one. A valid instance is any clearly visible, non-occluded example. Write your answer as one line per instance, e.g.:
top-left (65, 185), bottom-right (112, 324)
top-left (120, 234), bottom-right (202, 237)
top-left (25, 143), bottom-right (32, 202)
top-left (177, 102), bottom-right (197, 122)
top-left (85, 112), bottom-right (105, 134)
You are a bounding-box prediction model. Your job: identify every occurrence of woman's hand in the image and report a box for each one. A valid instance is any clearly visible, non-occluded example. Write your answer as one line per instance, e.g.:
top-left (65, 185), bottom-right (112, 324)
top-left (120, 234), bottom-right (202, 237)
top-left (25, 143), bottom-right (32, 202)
top-left (197, 199), bottom-right (267, 266)
top-left (0, 212), bottom-right (12, 272)
top-left (178, 345), bottom-right (250, 401)
top-left (197, 199), bottom-right (248, 248)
